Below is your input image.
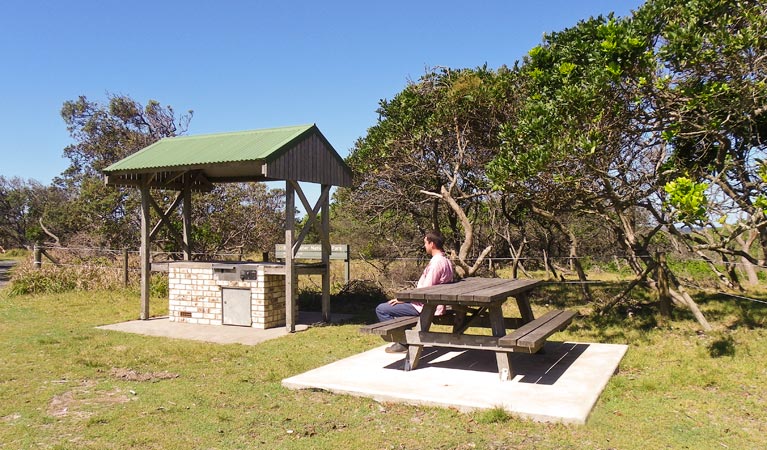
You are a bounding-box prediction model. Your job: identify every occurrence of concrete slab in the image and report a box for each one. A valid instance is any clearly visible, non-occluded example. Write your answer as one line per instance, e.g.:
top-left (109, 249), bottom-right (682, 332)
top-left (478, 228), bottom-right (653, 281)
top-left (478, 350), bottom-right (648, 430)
top-left (282, 341), bottom-right (628, 424)
top-left (96, 312), bottom-right (353, 346)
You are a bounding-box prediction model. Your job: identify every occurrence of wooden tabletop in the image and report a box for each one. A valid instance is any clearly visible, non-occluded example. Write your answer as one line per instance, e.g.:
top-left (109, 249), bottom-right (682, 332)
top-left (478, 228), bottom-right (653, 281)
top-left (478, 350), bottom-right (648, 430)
top-left (395, 278), bottom-right (541, 304)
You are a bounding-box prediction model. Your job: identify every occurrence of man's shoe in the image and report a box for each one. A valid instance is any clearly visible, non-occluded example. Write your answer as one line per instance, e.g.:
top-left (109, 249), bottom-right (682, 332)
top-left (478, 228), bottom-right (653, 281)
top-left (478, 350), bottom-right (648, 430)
top-left (385, 343), bottom-right (408, 353)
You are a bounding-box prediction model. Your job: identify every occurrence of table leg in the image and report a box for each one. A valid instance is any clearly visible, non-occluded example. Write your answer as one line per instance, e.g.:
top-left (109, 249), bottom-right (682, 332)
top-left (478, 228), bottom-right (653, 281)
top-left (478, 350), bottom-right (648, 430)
top-left (404, 305), bottom-right (435, 371)
top-left (405, 345), bottom-right (421, 371)
top-left (515, 293), bottom-right (535, 323)
top-left (489, 304), bottom-right (514, 381)
top-left (496, 353), bottom-right (513, 381)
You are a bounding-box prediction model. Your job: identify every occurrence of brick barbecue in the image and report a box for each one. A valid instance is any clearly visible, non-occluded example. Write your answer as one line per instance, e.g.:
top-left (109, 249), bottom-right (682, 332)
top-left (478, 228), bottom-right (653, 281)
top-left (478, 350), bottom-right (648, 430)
top-left (168, 261), bottom-right (291, 329)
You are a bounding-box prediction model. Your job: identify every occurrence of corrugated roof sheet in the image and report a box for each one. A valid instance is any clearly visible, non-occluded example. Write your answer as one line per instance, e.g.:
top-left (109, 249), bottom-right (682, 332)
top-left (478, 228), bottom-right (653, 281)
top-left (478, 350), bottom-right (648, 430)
top-left (103, 124), bottom-right (315, 172)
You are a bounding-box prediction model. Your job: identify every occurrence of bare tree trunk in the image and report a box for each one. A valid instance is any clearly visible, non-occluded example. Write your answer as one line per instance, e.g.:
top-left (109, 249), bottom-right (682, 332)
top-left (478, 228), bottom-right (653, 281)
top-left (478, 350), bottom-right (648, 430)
top-left (722, 254), bottom-right (744, 292)
top-left (531, 206), bottom-right (592, 300)
top-left (669, 286), bottom-right (713, 331)
top-left (421, 186), bottom-right (492, 277)
top-left (736, 232), bottom-right (760, 286)
top-left (509, 238), bottom-right (530, 279)
top-left (543, 250), bottom-right (558, 280)
top-left (695, 250), bottom-right (738, 291)
top-left (567, 231), bottom-right (592, 302)
top-left (39, 218), bottom-right (61, 246)
top-left (605, 211), bottom-right (713, 331)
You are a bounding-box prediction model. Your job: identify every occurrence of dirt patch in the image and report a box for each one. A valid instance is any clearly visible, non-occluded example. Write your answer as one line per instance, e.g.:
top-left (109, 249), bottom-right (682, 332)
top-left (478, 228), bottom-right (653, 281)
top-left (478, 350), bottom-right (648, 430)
top-left (109, 367), bottom-right (180, 382)
top-left (47, 381), bottom-right (131, 419)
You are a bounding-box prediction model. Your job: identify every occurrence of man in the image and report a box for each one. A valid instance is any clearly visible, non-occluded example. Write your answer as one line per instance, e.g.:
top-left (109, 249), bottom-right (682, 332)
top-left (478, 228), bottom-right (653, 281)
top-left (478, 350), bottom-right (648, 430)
top-left (375, 230), bottom-right (454, 353)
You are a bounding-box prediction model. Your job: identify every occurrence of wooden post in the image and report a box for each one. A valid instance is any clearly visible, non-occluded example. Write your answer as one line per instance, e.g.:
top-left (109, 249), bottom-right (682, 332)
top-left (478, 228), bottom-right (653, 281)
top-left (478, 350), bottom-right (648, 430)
top-left (182, 183), bottom-right (192, 261)
top-left (139, 184), bottom-right (151, 320)
top-left (657, 252), bottom-right (671, 318)
top-left (344, 246), bottom-right (351, 286)
top-left (321, 184), bottom-right (331, 323)
top-left (123, 248), bottom-right (129, 287)
top-left (33, 244), bottom-right (42, 269)
top-left (285, 181), bottom-right (296, 332)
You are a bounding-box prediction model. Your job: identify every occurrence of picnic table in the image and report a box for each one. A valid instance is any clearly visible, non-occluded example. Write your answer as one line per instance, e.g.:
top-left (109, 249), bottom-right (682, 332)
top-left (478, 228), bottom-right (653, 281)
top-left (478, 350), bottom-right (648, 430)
top-left (361, 277), bottom-right (575, 381)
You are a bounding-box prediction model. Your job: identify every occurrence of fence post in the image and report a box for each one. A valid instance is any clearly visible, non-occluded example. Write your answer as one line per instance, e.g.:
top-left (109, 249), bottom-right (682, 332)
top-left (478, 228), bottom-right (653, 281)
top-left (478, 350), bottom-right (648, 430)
top-left (33, 244), bottom-right (42, 269)
top-left (123, 248), bottom-right (129, 287)
top-left (657, 252), bottom-right (671, 318)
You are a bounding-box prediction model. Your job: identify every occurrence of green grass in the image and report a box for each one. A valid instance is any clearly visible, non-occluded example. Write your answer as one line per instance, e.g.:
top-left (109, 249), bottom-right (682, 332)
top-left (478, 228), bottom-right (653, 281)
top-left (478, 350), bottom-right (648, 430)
top-left (1, 284), bottom-right (766, 449)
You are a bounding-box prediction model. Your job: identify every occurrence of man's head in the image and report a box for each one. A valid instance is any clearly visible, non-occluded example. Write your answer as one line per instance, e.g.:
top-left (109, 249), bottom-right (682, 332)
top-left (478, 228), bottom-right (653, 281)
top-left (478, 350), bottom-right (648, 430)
top-left (423, 230), bottom-right (445, 255)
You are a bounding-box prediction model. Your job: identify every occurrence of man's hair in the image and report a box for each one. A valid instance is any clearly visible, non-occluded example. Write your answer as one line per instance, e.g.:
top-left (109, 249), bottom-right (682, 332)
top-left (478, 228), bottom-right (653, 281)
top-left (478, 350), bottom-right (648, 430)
top-left (425, 230), bottom-right (445, 250)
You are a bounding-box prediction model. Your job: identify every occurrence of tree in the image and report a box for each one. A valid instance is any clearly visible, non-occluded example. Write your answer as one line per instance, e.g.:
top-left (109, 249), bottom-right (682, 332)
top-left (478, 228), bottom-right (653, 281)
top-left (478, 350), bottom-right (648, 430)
top-left (57, 94), bottom-right (288, 257)
top-left (49, 94), bottom-right (194, 249)
top-left (0, 177), bottom-right (54, 248)
top-left (487, 0), bottom-right (766, 329)
top-left (60, 95), bottom-right (193, 179)
top-left (345, 67), bottom-right (519, 276)
top-left (488, 13), bottom-right (659, 305)
top-left (648, 0), bottom-right (767, 287)
top-left (191, 183), bottom-right (286, 257)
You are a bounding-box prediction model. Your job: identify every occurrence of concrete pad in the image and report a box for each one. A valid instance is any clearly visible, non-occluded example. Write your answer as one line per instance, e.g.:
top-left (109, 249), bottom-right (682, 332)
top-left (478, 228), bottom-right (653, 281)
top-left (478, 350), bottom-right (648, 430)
top-left (96, 312), bottom-right (353, 346)
top-left (282, 341), bottom-right (628, 424)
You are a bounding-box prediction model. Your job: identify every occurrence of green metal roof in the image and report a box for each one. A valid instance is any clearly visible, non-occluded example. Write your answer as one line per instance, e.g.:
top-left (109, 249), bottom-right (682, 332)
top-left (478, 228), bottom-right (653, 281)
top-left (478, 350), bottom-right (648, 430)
top-left (103, 123), bottom-right (353, 189)
top-left (103, 123), bottom-right (316, 172)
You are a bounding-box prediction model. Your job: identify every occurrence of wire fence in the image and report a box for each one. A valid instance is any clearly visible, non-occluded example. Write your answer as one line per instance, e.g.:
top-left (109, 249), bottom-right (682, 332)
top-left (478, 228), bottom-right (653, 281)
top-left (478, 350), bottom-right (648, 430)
top-left (20, 243), bottom-right (767, 306)
top-left (28, 244), bottom-right (767, 271)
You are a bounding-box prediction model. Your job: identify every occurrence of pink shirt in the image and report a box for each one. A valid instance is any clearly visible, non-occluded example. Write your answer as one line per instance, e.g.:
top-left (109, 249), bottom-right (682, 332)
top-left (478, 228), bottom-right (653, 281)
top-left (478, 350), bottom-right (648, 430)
top-left (411, 251), bottom-right (454, 315)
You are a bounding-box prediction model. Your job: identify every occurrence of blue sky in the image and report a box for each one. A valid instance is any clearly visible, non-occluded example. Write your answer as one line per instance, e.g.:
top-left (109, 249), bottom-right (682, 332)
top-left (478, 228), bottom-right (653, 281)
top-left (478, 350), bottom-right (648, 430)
top-left (1, 0), bottom-right (645, 186)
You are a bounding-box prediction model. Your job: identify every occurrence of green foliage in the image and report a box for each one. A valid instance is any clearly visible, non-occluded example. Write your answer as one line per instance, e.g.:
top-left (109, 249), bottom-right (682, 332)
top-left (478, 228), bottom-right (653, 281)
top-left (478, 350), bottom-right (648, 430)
top-left (150, 273), bottom-right (169, 298)
top-left (60, 94), bottom-right (192, 177)
top-left (342, 66), bottom-right (517, 270)
top-left (0, 176), bottom-right (52, 249)
top-left (664, 176), bottom-right (709, 222)
top-left (191, 183), bottom-right (285, 255)
top-left (665, 256), bottom-right (715, 281)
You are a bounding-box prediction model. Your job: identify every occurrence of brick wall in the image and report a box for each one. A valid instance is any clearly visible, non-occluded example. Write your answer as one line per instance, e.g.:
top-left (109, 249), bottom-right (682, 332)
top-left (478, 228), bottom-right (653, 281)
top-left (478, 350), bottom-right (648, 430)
top-left (168, 263), bottom-right (286, 329)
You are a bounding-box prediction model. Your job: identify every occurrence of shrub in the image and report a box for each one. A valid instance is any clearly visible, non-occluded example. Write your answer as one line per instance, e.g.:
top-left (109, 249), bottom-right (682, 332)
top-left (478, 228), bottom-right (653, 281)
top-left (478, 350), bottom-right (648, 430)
top-left (2, 248), bottom-right (28, 258)
top-left (8, 258), bottom-right (128, 296)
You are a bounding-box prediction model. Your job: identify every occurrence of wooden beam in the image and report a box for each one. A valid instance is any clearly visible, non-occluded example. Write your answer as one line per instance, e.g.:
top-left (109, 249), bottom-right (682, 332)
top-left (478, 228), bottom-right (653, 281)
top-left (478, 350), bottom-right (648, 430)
top-left (182, 179), bottom-right (192, 261)
top-left (290, 181), bottom-right (329, 254)
top-left (149, 192), bottom-right (183, 240)
top-left (147, 193), bottom-right (186, 250)
top-left (285, 181), bottom-right (296, 333)
top-left (139, 182), bottom-right (151, 320)
top-left (321, 184), bottom-right (330, 323)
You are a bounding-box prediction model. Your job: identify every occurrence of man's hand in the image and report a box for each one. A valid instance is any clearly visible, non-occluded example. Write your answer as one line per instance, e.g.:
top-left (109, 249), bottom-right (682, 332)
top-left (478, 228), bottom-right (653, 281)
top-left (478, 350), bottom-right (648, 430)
top-left (388, 298), bottom-right (403, 306)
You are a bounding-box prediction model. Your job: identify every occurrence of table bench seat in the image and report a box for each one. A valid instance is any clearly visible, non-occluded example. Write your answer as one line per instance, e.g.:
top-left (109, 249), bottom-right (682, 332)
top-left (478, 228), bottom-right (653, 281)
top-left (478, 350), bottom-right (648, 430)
top-left (359, 316), bottom-right (419, 342)
top-left (498, 309), bottom-right (576, 353)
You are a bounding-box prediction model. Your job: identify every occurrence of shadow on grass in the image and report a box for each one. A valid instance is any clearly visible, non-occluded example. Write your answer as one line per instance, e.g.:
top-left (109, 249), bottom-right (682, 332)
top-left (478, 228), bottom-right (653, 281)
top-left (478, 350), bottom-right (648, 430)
top-left (708, 335), bottom-right (736, 357)
top-left (300, 279), bottom-right (767, 341)
top-left (693, 291), bottom-right (767, 330)
top-left (299, 280), bottom-right (387, 325)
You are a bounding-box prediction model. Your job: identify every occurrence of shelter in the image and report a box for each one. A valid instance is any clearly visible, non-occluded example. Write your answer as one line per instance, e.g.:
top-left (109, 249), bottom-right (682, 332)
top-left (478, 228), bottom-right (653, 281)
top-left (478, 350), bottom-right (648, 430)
top-left (103, 124), bottom-right (353, 331)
